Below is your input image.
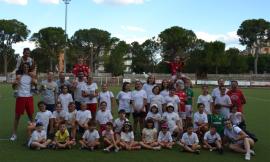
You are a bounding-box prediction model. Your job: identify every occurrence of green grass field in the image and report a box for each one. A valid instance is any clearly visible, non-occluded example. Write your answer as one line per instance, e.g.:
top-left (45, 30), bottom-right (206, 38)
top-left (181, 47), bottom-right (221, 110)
top-left (0, 84), bottom-right (270, 162)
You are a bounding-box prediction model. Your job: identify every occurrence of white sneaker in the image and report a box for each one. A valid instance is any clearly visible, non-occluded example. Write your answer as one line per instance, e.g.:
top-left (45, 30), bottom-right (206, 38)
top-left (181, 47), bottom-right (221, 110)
top-left (250, 150), bottom-right (256, 156)
top-left (245, 153), bottom-right (251, 160)
top-left (10, 134), bottom-right (17, 141)
top-left (153, 146), bottom-right (161, 150)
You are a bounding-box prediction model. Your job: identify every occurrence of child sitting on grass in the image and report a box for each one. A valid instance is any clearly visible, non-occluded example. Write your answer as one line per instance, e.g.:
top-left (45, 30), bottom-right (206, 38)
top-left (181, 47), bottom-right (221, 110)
top-left (75, 102), bottom-right (92, 136)
top-left (203, 125), bottom-right (223, 154)
top-left (119, 122), bottom-right (141, 151)
top-left (102, 122), bottom-right (120, 152)
top-left (52, 121), bottom-right (74, 149)
top-left (139, 119), bottom-right (160, 150)
top-left (79, 121), bottom-right (100, 151)
top-left (157, 123), bottom-right (174, 149)
top-left (28, 122), bottom-right (51, 150)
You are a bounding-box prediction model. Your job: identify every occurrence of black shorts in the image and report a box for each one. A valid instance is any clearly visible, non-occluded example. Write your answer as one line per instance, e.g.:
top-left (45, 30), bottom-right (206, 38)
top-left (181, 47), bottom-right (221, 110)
top-left (78, 126), bottom-right (86, 134)
top-left (45, 104), bottom-right (55, 112)
top-left (133, 111), bottom-right (147, 118)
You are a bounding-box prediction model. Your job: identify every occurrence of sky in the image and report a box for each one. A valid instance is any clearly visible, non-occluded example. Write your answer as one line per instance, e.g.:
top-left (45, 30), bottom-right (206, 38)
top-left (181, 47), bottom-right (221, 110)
top-left (0, 0), bottom-right (270, 55)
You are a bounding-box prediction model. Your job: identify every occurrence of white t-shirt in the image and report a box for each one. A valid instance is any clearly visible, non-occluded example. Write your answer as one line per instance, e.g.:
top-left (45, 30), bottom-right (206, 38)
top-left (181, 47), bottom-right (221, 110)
top-left (131, 89), bottom-right (147, 112)
top-left (35, 110), bottom-right (52, 131)
top-left (116, 91), bottom-right (132, 113)
top-left (74, 81), bottom-right (86, 102)
top-left (120, 131), bottom-right (134, 142)
top-left (181, 132), bottom-right (199, 145)
top-left (66, 110), bottom-right (77, 128)
top-left (158, 131), bottom-right (172, 142)
top-left (18, 74), bottom-right (32, 97)
top-left (40, 80), bottom-right (58, 105)
top-left (98, 91), bottom-right (114, 111)
top-left (96, 110), bottom-right (113, 125)
top-left (197, 94), bottom-right (213, 114)
top-left (160, 89), bottom-right (169, 98)
top-left (76, 110), bottom-right (92, 125)
top-left (82, 83), bottom-right (98, 104)
top-left (211, 87), bottom-right (229, 99)
top-left (145, 112), bottom-right (161, 130)
top-left (51, 110), bottom-right (67, 120)
top-left (215, 95), bottom-right (232, 109)
top-left (162, 112), bottom-right (180, 132)
top-left (58, 93), bottom-right (73, 112)
top-left (230, 112), bottom-right (243, 125)
top-left (203, 131), bottom-right (221, 144)
top-left (82, 129), bottom-right (100, 142)
top-left (164, 95), bottom-right (180, 113)
top-left (142, 128), bottom-right (157, 143)
top-left (143, 83), bottom-right (155, 102)
top-left (28, 130), bottom-right (47, 147)
top-left (114, 118), bottom-right (129, 133)
top-left (193, 111), bottom-right (208, 129)
top-left (224, 126), bottom-right (243, 144)
top-left (148, 94), bottom-right (165, 114)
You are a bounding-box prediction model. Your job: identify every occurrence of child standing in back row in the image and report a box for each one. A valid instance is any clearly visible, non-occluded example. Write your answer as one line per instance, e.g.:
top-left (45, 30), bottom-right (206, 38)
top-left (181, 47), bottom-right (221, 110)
top-left (96, 101), bottom-right (113, 133)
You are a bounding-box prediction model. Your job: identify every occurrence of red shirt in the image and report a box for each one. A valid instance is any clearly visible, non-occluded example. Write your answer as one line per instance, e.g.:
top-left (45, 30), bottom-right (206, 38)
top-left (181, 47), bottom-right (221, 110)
top-left (227, 89), bottom-right (246, 112)
top-left (168, 61), bottom-right (184, 75)
top-left (175, 90), bottom-right (187, 112)
top-left (72, 64), bottom-right (90, 77)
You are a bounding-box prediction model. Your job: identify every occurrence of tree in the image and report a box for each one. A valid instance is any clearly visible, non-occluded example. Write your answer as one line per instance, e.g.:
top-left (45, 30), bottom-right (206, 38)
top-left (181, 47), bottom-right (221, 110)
top-left (71, 28), bottom-right (111, 73)
top-left (237, 19), bottom-right (270, 74)
top-left (0, 19), bottom-right (30, 80)
top-left (158, 26), bottom-right (197, 60)
top-left (105, 41), bottom-right (130, 76)
top-left (31, 27), bottom-right (66, 71)
top-left (225, 48), bottom-right (247, 73)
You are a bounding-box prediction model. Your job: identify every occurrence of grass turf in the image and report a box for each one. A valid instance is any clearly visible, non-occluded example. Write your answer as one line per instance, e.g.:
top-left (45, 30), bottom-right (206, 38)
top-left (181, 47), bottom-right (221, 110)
top-left (0, 84), bottom-right (270, 162)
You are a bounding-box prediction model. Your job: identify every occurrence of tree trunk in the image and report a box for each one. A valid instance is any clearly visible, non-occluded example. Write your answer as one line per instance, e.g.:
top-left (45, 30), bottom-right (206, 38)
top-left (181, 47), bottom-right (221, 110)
top-left (4, 52), bottom-right (8, 82)
top-left (254, 51), bottom-right (259, 74)
top-left (215, 66), bottom-right (218, 74)
top-left (50, 57), bottom-right (53, 71)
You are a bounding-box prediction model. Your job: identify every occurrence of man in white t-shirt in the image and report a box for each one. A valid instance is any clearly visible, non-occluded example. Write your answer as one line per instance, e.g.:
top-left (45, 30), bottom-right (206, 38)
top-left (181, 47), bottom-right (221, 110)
top-left (214, 86), bottom-right (232, 119)
top-left (203, 125), bottom-right (223, 154)
top-left (71, 72), bottom-right (86, 110)
top-left (211, 78), bottom-right (229, 101)
top-left (224, 119), bottom-right (255, 160)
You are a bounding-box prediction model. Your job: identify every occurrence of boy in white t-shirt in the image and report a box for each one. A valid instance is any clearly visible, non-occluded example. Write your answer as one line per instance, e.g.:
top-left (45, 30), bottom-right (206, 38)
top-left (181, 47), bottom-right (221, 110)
top-left (28, 122), bottom-right (51, 150)
top-left (98, 83), bottom-right (115, 112)
top-left (50, 102), bottom-right (67, 135)
top-left (75, 102), bottom-right (92, 135)
top-left (96, 101), bottom-right (113, 133)
top-left (197, 85), bottom-right (213, 115)
top-left (178, 124), bottom-right (201, 154)
top-left (114, 110), bottom-right (129, 143)
top-left (58, 85), bottom-right (73, 112)
top-left (214, 86), bottom-right (232, 119)
top-left (157, 123), bottom-right (174, 149)
top-left (193, 103), bottom-right (208, 140)
top-left (203, 125), bottom-right (223, 154)
top-left (66, 102), bottom-right (77, 140)
top-left (79, 121), bottom-right (100, 151)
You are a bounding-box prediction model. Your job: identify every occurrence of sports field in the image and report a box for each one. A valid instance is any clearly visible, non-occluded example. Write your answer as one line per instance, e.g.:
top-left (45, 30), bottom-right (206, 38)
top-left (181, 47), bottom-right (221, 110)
top-left (0, 84), bottom-right (269, 162)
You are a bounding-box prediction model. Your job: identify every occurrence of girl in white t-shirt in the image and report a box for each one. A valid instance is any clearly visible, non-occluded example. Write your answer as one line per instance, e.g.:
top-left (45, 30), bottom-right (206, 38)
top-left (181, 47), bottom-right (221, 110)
top-left (157, 123), bottom-right (174, 149)
top-left (148, 86), bottom-right (165, 114)
top-left (66, 102), bottom-right (77, 140)
top-left (145, 104), bottom-right (162, 131)
top-left (164, 88), bottom-right (180, 113)
top-left (143, 75), bottom-right (156, 111)
top-left (139, 119), bottom-right (160, 150)
top-left (79, 121), bottom-right (100, 151)
top-left (98, 83), bottom-right (115, 112)
top-left (197, 85), bottom-right (213, 115)
top-left (160, 79), bottom-right (170, 97)
top-left (50, 102), bottom-right (67, 134)
top-left (96, 101), bottom-right (113, 133)
top-left (114, 110), bottom-right (129, 143)
top-left (102, 122), bottom-right (120, 152)
top-left (119, 122), bottom-right (141, 150)
top-left (116, 82), bottom-right (132, 118)
top-left (58, 85), bottom-right (73, 112)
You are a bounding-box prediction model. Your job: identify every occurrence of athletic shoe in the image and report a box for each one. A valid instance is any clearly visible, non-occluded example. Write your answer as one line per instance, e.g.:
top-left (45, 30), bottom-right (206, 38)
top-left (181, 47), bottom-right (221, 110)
top-left (245, 153), bottom-right (251, 160)
top-left (10, 134), bottom-right (17, 141)
top-left (103, 148), bottom-right (110, 152)
top-left (115, 148), bottom-right (120, 152)
top-left (153, 146), bottom-right (161, 151)
top-left (250, 150), bottom-right (256, 156)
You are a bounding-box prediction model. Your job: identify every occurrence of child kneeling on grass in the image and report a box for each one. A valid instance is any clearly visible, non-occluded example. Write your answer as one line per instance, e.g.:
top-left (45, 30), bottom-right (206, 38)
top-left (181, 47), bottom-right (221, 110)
top-left (102, 122), bottom-right (120, 152)
top-left (79, 121), bottom-right (100, 151)
top-left (178, 124), bottom-right (201, 154)
top-left (119, 122), bottom-right (141, 150)
top-left (157, 123), bottom-right (174, 149)
top-left (140, 119), bottom-right (160, 150)
top-left (28, 122), bottom-right (51, 150)
top-left (203, 125), bottom-right (223, 154)
top-left (52, 121), bottom-right (74, 149)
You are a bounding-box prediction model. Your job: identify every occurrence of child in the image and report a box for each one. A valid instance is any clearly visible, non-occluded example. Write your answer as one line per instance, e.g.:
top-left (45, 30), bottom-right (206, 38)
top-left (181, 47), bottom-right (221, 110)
top-left (148, 85), bottom-right (165, 115)
top-left (184, 80), bottom-right (194, 126)
top-left (140, 119), bottom-right (160, 150)
top-left (79, 121), bottom-right (100, 151)
top-left (116, 82), bottom-right (132, 118)
top-left (157, 123), bottom-right (174, 149)
top-left (27, 101), bottom-right (52, 138)
top-left (75, 103), bottom-right (92, 135)
top-left (162, 103), bottom-right (183, 141)
top-left (214, 85), bottom-right (232, 119)
top-left (102, 122), bottom-right (120, 152)
top-left (178, 124), bottom-right (201, 154)
top-left (131, 80), bottom-right (147, 134)
top-left (230, 106), bottom-right (245, 130)
top-left (98, 83), bottom-right (115, 112)
top-left (66, 102), bottom-right (77, 140)
top-left (197, 85), bottom-right (214, 115)
top-left (208, 105), bottom-right (225, 137)
top-left (52, 121), bottom-right (74, 149)
top-left (145, 104), bottom-right (162, 131)
top-left (203, 125), bottom-right (223, 154)
top-left (58, 85), bottom-right (73, 112)
top-left (193, 103), bottom-right (208, 140)
top-left (96, 101), bottom-right (113, 133)
top-left (160, 79), bottom-right (170, 97)
top-left (114, 110), bottom-right (129, 143)
top-left (119, 122), bottom-right (141, 150)
top-left (143, 75), bottom-right (156, 112)
top-left (28, 122), bottom-right (51, 150)
top-left (164, 56), bottom-right (187, 79)
top-left (50, 102), bottom-right (67, 135)
top-left (164, 88), bottom-right (180, 113)
top-left (174, 80), bottom-right (187, 128)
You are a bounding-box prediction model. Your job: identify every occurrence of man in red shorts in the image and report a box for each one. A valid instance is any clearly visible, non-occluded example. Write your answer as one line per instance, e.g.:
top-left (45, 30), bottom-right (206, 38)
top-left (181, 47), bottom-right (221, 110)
top-left (227, 80), bottom-right (246, 113)
top-left (10, 63), bottom-right (35, 141)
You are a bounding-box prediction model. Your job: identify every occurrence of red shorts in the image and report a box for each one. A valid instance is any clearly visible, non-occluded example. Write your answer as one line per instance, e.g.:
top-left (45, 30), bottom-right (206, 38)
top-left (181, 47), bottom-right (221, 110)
top-left (87, 103), bottom-right (97, 113)
top-left (16, 97), bottom-right (34, 116)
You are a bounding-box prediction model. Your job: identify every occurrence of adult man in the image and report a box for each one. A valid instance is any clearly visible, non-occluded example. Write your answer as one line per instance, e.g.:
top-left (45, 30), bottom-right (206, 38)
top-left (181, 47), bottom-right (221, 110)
top-left (10, 63), bottom-right (36, 141)
top-left (56, 72), bottom-right (71, 95)
top-left (40, 71), bottom-right (58, 112)
top-left (71, 72), bottom-right (86, 110)
top-left (211, 78), bottom-right (229, 102)
top-left (227, 80), bottom-right (246, 112)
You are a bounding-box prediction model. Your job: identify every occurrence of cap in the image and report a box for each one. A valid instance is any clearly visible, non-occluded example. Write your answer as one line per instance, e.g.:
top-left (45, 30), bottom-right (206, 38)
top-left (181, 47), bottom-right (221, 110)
top-left (150, 103), bottom-right (158, 108)
top-left (161, 123), bottom-right (168, 128)
top-left (166, 103), bottom-right (174, 108)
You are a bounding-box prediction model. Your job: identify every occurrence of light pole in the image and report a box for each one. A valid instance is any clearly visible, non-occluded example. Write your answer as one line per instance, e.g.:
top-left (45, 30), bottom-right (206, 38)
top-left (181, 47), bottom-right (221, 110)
top-left (63, 0), bottom-right (71, 74)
